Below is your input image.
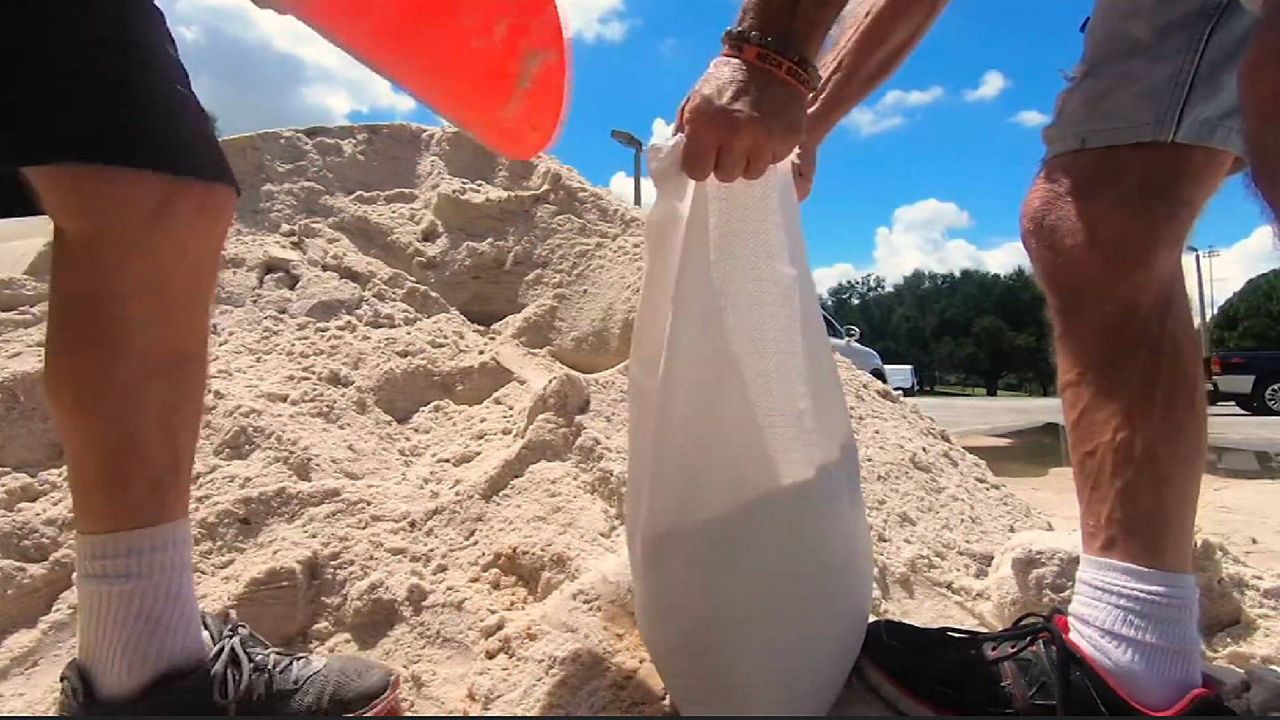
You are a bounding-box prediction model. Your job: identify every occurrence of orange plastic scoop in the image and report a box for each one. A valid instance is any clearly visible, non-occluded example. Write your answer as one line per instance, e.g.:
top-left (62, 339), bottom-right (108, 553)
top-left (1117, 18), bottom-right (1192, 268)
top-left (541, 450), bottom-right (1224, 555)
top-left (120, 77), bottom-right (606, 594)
top-left (271, 0), bottom-right (569, 160)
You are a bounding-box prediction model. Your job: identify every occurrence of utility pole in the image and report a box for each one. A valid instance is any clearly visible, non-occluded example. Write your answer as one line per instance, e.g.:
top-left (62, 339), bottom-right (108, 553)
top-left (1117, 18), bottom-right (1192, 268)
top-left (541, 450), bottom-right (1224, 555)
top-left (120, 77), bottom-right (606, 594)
top-left (1204, 247), bottom-right (1220, 315)
top-left (1188, 245), bottom-right (1209, 354)
top-left (609, 129), bottom-right (644, 208)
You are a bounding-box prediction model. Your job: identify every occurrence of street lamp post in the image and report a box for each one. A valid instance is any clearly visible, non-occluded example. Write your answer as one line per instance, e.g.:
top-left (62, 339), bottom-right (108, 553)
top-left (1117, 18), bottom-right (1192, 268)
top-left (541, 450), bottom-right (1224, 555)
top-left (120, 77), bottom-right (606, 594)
top-left (610, 129), bottom-right (643, 208)
top-left (1204, 247), bottom-right (1220, 314)
top-left (1188, 245), bottom-right (1209, 354)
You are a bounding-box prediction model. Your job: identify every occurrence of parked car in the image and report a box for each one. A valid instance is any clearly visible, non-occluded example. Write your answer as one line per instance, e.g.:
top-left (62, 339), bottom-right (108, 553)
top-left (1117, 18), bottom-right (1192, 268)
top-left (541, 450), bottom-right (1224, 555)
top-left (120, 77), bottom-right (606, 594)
top-left (821, 310), bottom-right (886, 382)
top-left (1207, 350), bottom-right (1280, 416)
top-left (884, 364), bottom-right (919, 396)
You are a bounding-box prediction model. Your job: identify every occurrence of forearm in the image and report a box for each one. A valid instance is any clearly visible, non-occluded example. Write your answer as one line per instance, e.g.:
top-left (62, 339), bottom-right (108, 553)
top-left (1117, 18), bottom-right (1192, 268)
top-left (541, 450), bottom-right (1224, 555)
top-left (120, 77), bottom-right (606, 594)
top-left (736, 0), bottom-right (850, 62)
top-left (805, 0), bottom-right (949, 144)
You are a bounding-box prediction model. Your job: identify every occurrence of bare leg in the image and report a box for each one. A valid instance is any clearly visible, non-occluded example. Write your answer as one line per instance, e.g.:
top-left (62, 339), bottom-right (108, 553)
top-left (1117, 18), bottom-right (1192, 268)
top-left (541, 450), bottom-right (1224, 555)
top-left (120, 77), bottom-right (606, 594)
top-left (1241, 1), bottom-right (1280, 219)
top-left (25, 166), bottom-right (235, 534)
top-left (850, 7), bottom-right (1274, 716)
top-left (1021, 144), bottom-right (1233, 573)
top-left (25, 165), bottom-right (233, 700)
top-left (1018, 145), bottom-right (1236, 708)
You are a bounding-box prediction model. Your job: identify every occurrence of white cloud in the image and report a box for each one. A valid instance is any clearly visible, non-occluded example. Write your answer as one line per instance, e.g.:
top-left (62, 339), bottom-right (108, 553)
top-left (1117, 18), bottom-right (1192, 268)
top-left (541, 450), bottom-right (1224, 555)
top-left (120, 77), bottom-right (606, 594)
top-left (1183, 225), bottom-right (1280, 316)
top-left (881, 87), bottom-right (947, 109)
top-left (159, 0), bottom-right (417, 135)
top-left (812, 198), bottom-right (1030, 291)
top-left (873, 199), bottom-right (1028, 280)
top-left (1010, 109), bottom-right (1051, 128)
top-left (843, 108), bottom-right (907, 137)
top-left (841, 86), bottom-right (944, 137)
top-left (556, 0), bottom-right (631, 43)
top-left (608, 170), bottom-right (656, 210)
top-left (812, 205), bottom-right (1280, 316)
top-left (963, 69), bottom-right (1010, 102)
top-left (649, 117), bottom-right (674, 145)
top-left (813, 263), bottom-right (863, 293)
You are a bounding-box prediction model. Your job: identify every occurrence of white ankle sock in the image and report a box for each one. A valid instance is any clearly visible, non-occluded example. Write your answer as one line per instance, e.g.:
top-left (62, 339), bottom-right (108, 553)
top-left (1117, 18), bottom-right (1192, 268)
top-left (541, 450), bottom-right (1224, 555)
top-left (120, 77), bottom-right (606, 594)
top-left (1066, 554), bottom-right (1203, 710)
top-left (75, 518), bottom-right (207, 701)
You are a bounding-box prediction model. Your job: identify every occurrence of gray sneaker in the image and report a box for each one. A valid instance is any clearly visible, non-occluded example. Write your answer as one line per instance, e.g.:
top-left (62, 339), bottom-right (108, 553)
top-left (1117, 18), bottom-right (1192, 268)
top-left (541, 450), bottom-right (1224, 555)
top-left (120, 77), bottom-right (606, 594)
top-left (58, 611), bottom-right (402, 716)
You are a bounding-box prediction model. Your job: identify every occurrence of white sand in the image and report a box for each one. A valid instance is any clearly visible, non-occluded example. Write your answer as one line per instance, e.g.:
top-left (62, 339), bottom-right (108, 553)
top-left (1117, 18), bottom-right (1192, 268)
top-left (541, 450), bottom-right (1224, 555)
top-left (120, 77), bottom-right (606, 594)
top-left (1002, 466), bottom-right (1280, 578)
top-left (0, 124), bottom-right (1276, 714)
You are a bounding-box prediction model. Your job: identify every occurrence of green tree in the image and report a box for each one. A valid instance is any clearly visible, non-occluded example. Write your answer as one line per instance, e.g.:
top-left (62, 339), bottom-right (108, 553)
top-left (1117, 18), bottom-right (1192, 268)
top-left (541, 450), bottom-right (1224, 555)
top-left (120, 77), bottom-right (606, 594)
top-left (825, 273), bottom-right (887, 307)
top-left (1212, 268), bottom-right (1280, 350)
top-left (1004, 269), bottom-right (1056, 395)
top-left (822, 273), bottom-right (887, 328)
top-left (822, 266), bottom-right (1056, 395)
top-left (962, 315), bottom-right (1014, 395)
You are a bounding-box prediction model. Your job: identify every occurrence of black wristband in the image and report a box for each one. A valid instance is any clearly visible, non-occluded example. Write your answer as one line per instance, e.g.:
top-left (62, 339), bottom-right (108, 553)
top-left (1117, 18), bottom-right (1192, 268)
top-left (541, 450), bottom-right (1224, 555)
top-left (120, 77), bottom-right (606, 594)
top-left (722, 27), bottom-right (819, 78)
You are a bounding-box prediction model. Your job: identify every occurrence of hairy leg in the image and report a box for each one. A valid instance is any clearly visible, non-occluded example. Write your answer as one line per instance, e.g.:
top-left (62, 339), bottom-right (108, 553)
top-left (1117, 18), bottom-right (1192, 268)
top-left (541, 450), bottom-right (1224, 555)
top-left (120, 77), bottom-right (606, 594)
top-left (1021, 144), bottom-right (1234, 573)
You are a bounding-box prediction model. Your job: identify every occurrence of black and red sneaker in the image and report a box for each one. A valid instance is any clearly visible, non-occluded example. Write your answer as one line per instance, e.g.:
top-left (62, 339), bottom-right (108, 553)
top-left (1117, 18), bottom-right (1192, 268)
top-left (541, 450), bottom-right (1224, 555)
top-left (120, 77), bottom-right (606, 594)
top-left (58, 611), bottom-right (403, 716)
top-left (856, 609), bottom-right (1235, 716)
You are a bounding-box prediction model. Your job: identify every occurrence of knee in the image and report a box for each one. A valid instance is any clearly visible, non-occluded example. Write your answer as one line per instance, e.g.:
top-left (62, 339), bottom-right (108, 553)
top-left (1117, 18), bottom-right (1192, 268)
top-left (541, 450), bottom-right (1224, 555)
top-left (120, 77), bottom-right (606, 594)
top-left (1020, 174), bottom-right (1135, 308)
top-left (1019, 172), bottom-right (1190, 325)
top-left (155, 175), bottom-right (238, 227)
top-left (135, 179), bottom-right (237, 250)
top-left (25, 165), bottom-right (237, 240)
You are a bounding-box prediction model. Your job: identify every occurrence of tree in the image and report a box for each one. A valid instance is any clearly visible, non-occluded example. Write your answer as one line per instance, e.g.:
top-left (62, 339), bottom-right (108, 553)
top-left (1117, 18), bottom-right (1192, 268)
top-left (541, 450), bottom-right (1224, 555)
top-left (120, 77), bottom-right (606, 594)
top-left (822, 273), bottom-right (886, 322)
top-left (1003, 269), bottom-right (1056, 395)
top-left (1016, 330), bottom-right (1056, 396)
top-left (822, 267), bottom-right (1056, 395)
top-left (833, 273), bottom-right (887, 305)
top-left (1212, 268), bottom-right (1280, 350)
top-left (963, 315), bottom-right (1014, 395)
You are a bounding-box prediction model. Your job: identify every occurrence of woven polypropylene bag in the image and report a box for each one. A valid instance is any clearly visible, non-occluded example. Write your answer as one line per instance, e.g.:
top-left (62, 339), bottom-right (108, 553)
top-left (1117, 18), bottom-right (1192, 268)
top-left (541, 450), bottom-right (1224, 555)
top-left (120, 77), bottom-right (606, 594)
top-left (626, 137), bottom-right (873, 715)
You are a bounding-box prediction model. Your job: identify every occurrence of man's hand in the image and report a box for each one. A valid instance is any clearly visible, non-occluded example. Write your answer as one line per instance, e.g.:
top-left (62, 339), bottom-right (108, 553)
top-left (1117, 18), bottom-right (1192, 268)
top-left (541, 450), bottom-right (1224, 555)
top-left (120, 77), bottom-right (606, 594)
top-left (791, 142), bottom-right (817, 201)
top-left (676, 57), bottom-right (809, 183)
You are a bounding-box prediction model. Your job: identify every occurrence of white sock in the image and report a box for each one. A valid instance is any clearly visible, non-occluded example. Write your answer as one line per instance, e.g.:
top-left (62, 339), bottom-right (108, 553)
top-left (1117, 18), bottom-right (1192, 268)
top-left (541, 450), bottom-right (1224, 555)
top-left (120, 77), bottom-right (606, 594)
top-left (1066, 554), bottom-right (1204, 710)
top-left (75, 518), bottom-right (207, 701)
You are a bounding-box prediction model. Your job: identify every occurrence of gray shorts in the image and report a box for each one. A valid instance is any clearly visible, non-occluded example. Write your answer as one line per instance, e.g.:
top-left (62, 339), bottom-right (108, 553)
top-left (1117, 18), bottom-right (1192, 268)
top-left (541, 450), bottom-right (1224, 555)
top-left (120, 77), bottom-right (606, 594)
top-left (1044, 0), bottom-right (1261, 162)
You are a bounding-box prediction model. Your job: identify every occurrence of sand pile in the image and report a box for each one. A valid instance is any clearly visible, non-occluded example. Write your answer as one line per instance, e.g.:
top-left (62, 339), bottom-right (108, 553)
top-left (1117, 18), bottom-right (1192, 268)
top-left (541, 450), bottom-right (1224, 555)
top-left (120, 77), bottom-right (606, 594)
top-left (1, 123), bottom-right (1278, 714)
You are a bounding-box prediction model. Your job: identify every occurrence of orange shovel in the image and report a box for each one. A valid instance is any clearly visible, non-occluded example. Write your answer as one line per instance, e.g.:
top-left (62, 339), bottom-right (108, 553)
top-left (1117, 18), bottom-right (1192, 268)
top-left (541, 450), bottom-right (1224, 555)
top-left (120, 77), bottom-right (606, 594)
top-left (268, 0), bottom-right (569, 160)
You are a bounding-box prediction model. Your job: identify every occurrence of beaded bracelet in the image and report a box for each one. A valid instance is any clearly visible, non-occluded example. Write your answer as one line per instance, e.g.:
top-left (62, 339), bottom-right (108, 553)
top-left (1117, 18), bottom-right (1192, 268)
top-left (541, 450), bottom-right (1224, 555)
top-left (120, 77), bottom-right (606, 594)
top-left (720, 27), bottom-right (821, 94)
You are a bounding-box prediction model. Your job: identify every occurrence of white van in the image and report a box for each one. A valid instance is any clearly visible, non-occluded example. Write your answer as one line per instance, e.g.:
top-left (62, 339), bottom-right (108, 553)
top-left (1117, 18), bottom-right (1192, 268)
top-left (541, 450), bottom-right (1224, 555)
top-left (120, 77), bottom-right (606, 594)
top-left (821, 310), bottom-right (886, 383)
top-left (884, 364), bottom-right (919, 397)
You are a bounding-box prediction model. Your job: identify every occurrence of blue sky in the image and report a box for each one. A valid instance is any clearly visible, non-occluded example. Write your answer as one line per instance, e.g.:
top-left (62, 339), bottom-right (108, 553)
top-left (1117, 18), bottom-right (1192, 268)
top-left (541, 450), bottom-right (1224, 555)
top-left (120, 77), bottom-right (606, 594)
top-left (161, 0), bottom-right (1277, 311)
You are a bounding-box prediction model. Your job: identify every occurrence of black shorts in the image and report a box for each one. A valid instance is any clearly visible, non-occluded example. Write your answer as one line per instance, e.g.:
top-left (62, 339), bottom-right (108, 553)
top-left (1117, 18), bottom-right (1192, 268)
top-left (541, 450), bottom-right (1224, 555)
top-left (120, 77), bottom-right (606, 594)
top-left (0, 1), bottom-right (239, 219)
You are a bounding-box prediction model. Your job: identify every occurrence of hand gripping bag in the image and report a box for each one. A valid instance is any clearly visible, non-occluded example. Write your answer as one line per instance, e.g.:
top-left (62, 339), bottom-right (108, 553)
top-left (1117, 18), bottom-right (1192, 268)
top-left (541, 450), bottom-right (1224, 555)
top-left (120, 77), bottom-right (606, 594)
top-left (626, 137), bottom-right (873, 715)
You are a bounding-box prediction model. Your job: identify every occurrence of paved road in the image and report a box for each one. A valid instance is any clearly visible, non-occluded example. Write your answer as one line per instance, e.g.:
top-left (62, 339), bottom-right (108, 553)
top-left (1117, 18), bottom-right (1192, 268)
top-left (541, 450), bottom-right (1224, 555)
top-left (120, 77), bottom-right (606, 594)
top-left (907, 397), bottom-right (1062, 437)
top-left (908, 396), bottom-right (1278, 451)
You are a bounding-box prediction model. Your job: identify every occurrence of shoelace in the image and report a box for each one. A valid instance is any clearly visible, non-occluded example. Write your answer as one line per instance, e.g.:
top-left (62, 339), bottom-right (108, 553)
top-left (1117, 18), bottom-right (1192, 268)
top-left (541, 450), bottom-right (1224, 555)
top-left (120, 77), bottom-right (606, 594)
top-left (208, 620), bottom-right (308, 714)
top-left (927, 610), bottom-right (1079, 716)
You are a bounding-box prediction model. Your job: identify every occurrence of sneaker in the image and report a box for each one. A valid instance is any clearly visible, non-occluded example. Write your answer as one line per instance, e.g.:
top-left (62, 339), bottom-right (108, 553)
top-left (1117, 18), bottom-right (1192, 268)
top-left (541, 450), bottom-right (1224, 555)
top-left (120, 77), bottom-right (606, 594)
top-left (58, 611), bottom-right (403, 716)
top-left (856, 609), bottom-right (1235, 716)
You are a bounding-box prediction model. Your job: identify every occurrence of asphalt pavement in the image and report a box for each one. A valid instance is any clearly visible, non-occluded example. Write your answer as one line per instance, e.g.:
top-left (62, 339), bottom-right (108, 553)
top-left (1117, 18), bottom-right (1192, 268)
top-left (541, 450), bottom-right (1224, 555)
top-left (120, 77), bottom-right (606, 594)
top-left (907, 396), bottom-right (1278, 452)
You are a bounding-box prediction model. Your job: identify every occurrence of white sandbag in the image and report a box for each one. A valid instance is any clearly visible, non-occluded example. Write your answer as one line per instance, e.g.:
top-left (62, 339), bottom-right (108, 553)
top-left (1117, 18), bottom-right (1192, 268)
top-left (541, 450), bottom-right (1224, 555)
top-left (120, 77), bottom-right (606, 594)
top-left (626, 137), bottom-right (874, 716)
